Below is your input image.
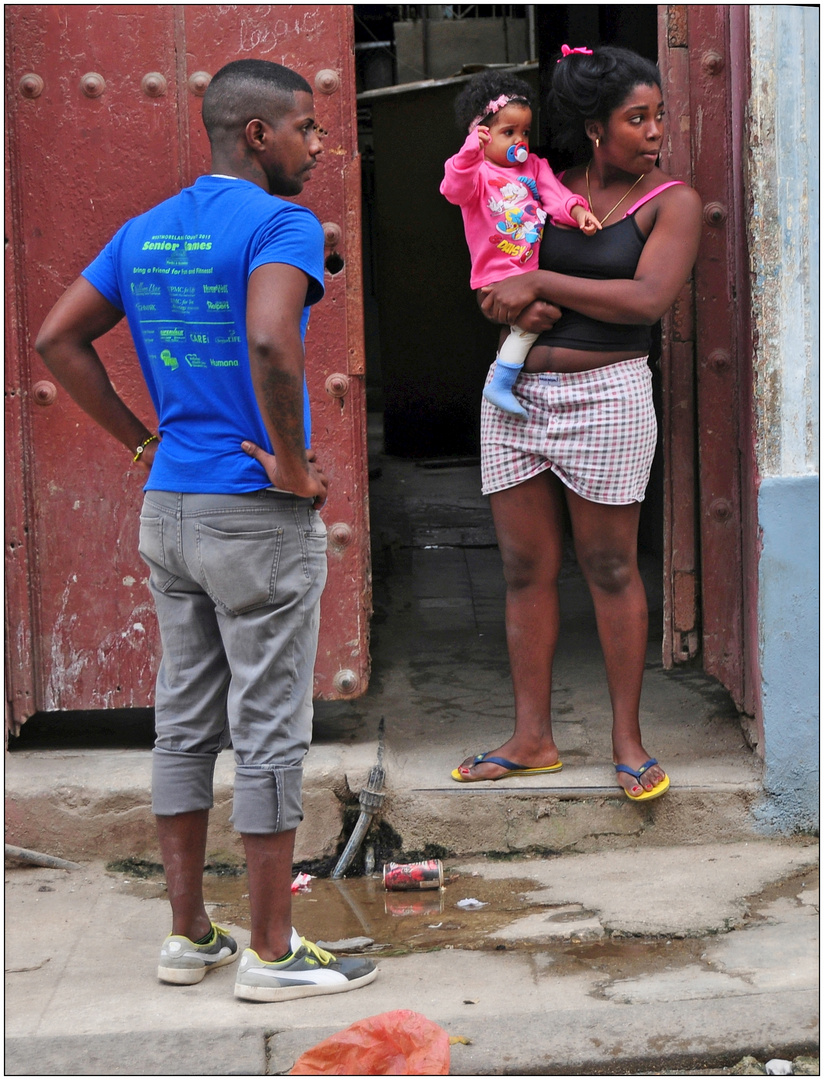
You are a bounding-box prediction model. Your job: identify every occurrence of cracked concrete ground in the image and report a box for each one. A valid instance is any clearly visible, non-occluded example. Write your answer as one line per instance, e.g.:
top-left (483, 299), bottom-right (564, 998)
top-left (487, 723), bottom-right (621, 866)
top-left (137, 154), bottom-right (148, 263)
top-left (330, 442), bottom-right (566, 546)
top-left (4, 842), bottom-right (818, 1075)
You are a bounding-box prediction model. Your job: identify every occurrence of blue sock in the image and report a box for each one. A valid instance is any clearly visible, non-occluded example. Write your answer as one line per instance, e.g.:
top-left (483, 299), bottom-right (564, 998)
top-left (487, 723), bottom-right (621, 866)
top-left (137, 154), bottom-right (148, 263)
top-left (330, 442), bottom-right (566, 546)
top-left (484, 360), bottom-right (528, 419)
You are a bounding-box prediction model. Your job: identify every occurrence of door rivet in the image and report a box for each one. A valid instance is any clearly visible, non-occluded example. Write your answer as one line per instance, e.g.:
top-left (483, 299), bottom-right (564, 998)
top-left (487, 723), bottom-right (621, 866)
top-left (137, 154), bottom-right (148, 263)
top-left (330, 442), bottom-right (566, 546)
top-left (315, 69), bottom-right (340, 95)
top-left (80, 72), bottom-right (106, 98)
top-left (325, 373), bottom-right (350, 398)
top-left (701, 51), bottom-right (725, 76)
top-left (703, 201), bottom-right (727, 227)
top-left (709, 498), bottom-right (733, 522)
top-left (708, 349), bottom-right (731, 371)
top-left (188, 71), bottom-right (211, 96)
top-left (32, 380), bottom-right (58, 406)
top-left (141, 72), bottom-right (167, 97)
top-left (333, 668), bottom-right (359, 694)
top-left (329, 522), bottom-right (353, 548)
top-left (19, 73), bottom-right (44, 99)
top-left (322, 222), bottom-right (342, 249)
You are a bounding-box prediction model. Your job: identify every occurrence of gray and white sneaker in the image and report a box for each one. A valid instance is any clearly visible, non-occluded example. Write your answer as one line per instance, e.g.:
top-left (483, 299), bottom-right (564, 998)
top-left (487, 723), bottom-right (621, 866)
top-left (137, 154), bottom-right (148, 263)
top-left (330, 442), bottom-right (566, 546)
top-left (234, 928), bottom-right (377, 1002)
top-left (158, 923), bottom-right (239, 985)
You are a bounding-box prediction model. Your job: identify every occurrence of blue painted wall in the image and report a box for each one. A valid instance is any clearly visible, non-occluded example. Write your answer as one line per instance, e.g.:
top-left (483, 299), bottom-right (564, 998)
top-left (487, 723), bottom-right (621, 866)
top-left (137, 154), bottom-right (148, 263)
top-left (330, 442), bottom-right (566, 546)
top-left (754, 477), bottom-right (820, 831)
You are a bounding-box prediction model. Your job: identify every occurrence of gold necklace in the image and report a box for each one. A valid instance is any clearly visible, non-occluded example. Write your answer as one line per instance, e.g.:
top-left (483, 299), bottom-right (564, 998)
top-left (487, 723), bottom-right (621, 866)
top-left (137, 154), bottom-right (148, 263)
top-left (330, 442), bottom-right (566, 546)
top-left (586, 162), bottom-right (645, 225)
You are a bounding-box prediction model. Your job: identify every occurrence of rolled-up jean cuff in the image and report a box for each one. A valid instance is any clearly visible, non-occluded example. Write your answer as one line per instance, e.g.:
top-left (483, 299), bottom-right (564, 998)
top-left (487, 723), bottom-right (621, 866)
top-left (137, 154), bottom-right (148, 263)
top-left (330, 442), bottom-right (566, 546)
top-left (231, 764), bottom-right (304, 834)
top-left (152, 747), bottom-right (217, 816)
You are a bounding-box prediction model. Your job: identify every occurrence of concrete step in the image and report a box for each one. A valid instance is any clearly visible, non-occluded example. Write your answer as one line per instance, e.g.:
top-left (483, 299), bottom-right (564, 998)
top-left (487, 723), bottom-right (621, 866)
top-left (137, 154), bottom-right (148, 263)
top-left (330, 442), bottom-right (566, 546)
top-left (5, 739), bottom-right (764, 868)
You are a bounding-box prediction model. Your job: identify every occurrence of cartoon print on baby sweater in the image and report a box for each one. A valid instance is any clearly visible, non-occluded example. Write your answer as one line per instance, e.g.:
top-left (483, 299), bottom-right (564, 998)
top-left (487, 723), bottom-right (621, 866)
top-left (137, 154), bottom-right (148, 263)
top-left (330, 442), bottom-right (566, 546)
top-left (487, 175), bottom-right (547, 265)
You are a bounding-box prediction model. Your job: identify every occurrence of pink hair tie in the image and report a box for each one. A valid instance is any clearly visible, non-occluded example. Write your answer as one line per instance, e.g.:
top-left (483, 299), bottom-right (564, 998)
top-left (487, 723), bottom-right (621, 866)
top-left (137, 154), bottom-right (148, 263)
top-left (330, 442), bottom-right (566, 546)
top-left (557, 44), bottom-right (593, 62)
top-left (469, 94), bottom-right (516, 132)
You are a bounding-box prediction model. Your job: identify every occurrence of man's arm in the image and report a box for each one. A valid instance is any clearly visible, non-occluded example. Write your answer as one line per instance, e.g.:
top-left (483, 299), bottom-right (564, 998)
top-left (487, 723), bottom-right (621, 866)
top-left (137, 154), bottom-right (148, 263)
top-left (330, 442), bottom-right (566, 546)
top-left (241, 262), bottom-right (327, 507)
top-left (35, 277), bottom-right (158, 470)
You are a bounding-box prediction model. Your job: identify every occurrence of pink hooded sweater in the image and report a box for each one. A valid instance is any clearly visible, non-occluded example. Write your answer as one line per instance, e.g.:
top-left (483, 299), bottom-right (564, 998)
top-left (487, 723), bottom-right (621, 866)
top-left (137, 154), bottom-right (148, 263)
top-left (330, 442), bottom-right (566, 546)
top-left (441, 130), bottom-right (588, 290)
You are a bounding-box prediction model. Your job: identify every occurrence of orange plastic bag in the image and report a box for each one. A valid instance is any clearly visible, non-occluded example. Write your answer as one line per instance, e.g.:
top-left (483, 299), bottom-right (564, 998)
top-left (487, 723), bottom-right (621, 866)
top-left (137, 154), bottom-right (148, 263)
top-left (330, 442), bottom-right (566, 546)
top-left (289, 1009), bottom-right (450, 1075)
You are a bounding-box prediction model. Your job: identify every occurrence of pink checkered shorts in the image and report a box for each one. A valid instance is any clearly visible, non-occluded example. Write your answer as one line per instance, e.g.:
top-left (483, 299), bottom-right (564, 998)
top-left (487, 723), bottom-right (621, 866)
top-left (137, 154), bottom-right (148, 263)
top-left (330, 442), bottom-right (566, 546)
top-left (480, 357), bottom-right (656, 504)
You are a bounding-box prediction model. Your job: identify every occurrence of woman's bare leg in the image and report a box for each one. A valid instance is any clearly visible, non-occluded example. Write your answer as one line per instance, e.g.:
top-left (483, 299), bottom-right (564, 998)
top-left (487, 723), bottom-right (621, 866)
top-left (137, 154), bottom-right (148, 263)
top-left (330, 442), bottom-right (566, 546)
top-left (456, 471), bottom-right (566, 780)
top-left (564, 489), bottom-right (666, 795)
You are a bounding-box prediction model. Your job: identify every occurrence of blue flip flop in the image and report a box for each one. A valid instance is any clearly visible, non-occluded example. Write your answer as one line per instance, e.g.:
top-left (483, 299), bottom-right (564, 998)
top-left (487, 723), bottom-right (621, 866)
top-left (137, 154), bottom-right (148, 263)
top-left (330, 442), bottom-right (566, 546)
top-left (615, 758), bottom-right (670, 801)
top-left (451, 751), bottom-right (563, 783)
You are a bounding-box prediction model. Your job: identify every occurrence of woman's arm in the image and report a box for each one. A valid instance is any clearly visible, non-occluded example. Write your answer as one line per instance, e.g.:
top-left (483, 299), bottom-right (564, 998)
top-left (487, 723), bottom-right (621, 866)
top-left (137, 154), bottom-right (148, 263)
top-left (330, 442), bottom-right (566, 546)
top-left (480, 184), bottom-right (702, 326)
top-left (476, 290), bottom-right (563, 334)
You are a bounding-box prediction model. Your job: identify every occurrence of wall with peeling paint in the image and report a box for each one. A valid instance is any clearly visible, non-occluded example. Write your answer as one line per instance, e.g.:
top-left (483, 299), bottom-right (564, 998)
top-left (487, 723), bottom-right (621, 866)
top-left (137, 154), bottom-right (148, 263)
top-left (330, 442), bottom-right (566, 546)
top-left (748, 5), bottom-right (819, 831)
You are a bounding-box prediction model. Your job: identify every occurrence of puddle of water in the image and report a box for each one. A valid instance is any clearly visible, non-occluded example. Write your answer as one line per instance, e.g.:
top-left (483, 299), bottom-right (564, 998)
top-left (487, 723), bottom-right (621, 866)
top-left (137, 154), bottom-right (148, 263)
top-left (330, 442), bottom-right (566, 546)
top-left (116, 864), bottom-right (706, 977)
top-left (749, 865), bottom-right (818, 909)
top-left (114, 861), bottom-right (817, 979)
top-left (122, 868), bottom-right (552, 955)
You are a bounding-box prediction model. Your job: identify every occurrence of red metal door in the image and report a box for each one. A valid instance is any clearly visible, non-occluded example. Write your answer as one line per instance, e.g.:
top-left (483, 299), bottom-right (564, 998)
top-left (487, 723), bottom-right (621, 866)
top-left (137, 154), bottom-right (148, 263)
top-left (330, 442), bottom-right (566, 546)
top-left (658, 5), bottom-right (754, 712)
top-left (5, 4), bottom-right (369, 730)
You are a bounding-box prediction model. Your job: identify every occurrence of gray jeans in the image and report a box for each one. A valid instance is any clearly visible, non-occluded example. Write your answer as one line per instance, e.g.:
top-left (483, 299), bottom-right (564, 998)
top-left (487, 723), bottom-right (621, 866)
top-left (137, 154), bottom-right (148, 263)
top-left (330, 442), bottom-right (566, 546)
top-left (138, 490), bottom-right (327, 834)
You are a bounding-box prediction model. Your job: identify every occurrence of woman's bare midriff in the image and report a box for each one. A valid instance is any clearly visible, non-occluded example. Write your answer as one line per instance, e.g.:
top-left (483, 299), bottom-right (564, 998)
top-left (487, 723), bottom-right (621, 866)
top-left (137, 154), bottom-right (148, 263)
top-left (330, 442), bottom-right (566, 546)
top-left (523, 344), bottom-right (643, 373)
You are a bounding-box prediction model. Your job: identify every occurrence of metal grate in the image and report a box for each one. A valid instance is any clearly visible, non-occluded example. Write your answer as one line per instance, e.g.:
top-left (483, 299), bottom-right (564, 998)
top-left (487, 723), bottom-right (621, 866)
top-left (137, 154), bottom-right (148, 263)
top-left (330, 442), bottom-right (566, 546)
top-left (397, 5), bottom-right (527, 19)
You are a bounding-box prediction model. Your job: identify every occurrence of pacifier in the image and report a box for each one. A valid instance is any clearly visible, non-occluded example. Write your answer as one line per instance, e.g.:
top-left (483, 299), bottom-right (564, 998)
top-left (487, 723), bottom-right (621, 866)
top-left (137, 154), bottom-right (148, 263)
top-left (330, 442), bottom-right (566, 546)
top-left (506, 142), bottom-right (529, 163)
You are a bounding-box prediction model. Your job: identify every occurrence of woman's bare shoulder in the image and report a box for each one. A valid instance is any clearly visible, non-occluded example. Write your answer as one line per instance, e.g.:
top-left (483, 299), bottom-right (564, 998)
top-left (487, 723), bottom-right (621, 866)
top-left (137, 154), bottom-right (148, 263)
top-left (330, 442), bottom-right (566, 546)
top-left (655, 171), bottom-right (701, 206)
top-left (645, 178), bottom-right (702, 247)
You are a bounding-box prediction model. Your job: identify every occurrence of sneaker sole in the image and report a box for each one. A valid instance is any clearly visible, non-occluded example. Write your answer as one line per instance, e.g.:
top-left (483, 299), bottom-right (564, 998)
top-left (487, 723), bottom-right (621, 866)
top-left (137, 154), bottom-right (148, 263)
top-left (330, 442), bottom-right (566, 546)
top-left (234, 966), bottom-right (377, 1002)
top-left (158, 950), bottom-right (238, 985)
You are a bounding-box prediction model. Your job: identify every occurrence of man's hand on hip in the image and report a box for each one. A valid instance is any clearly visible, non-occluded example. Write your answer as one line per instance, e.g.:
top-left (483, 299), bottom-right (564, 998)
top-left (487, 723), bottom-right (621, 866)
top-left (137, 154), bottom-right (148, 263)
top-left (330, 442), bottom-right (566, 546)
top-left (241, 442), bottom-right (328, 510)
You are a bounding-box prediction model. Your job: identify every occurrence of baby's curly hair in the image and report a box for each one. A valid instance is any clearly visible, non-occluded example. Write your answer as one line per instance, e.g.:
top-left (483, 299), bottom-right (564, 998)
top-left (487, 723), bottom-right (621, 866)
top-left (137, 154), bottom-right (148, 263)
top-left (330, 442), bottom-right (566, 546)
top-left (453, 70), bottom-right (533, 132)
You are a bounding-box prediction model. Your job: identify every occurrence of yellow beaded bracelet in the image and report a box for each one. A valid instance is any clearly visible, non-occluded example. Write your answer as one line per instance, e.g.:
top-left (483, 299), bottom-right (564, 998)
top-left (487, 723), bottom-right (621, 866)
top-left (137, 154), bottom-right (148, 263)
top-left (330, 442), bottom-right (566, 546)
top-left (133, 434), bottom-right (158, 462)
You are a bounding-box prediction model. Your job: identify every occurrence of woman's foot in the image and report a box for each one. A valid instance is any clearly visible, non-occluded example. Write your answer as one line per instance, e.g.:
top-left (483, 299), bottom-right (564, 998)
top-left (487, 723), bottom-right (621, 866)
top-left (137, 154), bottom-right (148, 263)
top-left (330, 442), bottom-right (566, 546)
top-left (454, 738), bottom-right (561, 781)
top-left (612, 746), bottom-right (668, 798)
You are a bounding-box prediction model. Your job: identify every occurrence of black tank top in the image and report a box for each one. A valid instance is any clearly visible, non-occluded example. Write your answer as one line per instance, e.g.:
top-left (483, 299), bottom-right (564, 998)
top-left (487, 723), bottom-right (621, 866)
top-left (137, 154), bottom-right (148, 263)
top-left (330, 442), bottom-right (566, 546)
top-left (534, 181), bottom-right (684, 353)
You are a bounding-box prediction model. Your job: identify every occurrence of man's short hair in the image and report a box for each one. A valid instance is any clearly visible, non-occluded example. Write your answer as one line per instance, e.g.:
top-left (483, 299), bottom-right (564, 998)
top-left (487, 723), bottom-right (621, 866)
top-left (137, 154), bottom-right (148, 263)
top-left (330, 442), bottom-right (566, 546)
top-left (202, 59), bottom-right (312, 141)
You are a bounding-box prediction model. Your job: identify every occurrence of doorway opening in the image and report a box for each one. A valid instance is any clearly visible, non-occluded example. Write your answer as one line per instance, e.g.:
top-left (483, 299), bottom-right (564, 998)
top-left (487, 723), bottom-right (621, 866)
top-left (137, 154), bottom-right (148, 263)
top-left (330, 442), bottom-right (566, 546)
top-left (356, 4), bottom-right (664, 623)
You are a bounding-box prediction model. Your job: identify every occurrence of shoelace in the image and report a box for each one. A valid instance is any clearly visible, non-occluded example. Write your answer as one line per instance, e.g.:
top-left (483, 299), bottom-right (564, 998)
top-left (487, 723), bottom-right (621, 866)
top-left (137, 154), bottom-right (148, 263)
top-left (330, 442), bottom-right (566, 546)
top-left (199, 923), bottom-right (230, 945)
top-left (298, 937), bottom-right (336, 965)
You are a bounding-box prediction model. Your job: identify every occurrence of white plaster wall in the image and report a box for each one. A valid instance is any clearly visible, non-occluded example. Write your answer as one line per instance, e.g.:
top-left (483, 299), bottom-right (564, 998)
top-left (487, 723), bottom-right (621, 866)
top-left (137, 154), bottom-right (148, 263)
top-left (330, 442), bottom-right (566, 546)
top-left (748, 4), bottom-right (819, 477)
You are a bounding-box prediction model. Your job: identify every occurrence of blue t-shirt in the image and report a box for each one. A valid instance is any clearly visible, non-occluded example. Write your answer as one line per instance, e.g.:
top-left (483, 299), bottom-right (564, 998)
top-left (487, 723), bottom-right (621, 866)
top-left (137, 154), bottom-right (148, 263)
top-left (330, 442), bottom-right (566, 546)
top-left (82, 175), bottom-right (325, 493)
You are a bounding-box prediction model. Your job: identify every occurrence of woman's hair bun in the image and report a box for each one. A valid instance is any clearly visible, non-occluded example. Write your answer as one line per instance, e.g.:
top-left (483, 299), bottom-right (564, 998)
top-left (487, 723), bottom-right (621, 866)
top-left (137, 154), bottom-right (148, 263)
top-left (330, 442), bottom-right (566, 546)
top-left (549, 45), bottom-right (661, 151)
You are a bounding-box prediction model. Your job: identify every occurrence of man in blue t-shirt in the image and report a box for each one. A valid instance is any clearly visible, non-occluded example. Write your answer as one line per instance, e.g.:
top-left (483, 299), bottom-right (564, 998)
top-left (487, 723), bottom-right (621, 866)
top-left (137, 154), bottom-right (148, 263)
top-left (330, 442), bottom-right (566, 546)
top-left (36, 59), bottom-right (376, 1004)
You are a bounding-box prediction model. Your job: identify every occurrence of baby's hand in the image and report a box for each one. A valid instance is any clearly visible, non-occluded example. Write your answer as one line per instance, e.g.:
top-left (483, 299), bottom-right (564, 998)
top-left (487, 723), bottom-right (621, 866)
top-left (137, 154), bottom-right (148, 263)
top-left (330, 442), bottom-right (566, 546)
top-left (572, 205), bottom-right (602, 236)
top-left (476, 126), bottom-right (491, 148)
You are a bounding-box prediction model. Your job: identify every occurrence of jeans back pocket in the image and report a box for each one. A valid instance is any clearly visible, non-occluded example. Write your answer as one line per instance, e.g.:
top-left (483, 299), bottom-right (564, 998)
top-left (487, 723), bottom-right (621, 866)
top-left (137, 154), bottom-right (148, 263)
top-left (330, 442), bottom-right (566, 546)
top-left (195, 523), bottom-right (283, 615)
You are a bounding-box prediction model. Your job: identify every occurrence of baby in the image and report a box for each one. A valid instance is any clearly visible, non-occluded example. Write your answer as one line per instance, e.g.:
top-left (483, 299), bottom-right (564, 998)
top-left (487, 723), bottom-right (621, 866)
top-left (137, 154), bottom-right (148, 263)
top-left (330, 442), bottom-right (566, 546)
top-left (440, 68), bottom-right (600, 418)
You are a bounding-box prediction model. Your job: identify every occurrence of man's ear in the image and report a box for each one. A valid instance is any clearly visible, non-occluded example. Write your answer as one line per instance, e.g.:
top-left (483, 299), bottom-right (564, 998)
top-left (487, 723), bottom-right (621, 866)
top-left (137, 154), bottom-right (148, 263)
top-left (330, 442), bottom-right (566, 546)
top-left (245, 118), bottom-right (267, 152)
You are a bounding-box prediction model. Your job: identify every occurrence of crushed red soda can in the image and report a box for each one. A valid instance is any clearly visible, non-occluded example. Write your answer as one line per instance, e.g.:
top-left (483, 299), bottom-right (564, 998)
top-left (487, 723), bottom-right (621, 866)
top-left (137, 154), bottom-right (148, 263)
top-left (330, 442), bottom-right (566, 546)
top-left (383, 859), bottom-right (444, 891)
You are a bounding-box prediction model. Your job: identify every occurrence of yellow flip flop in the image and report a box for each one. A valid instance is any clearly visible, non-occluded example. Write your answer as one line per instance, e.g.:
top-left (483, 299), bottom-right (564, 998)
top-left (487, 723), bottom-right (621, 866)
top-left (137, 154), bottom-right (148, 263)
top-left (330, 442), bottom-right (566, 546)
top-left (452, 752), bottom-right (564, 783)
top-left (615, 759), bottom-right (670, 801)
